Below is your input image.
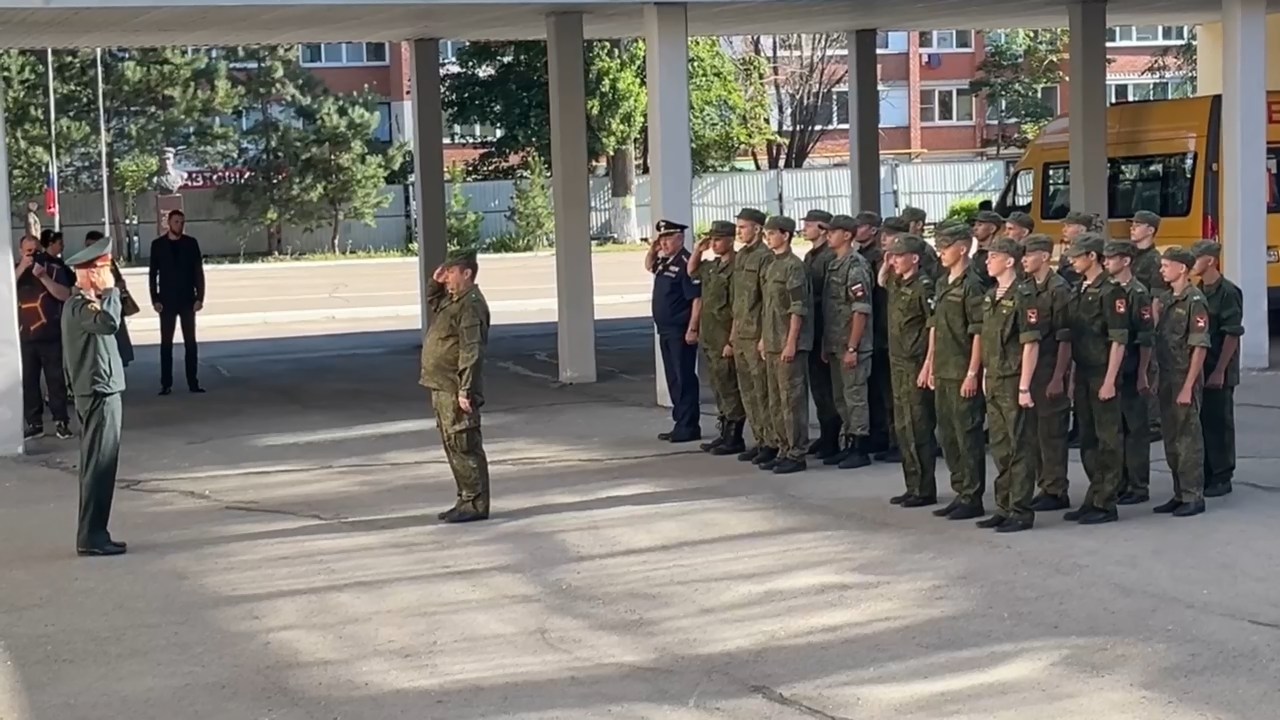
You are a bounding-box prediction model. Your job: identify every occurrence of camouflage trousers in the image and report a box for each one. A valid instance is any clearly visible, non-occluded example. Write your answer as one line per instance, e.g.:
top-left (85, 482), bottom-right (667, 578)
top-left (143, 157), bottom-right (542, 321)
top-left (829, 351), bottom-right (872, 438)
top-left (934, 377), bottom-right (987, 505)
top-left (1118, 376), bottom-right (1151, 497)
top-left (765, 350), bottom-right (810, 462)
top-left (1159, 373), bottom-right (1205, 503)
top-left (701, 342), bottom-right (745, 422)
top-left (987, 376), bottom-right (1037, 523)
top-left (1201, 386), bottom-right (1236, 487)
top-left (1074, 370), bottom-right (1123, 512)
top-left (431, 390), bottom-right (490, 513)
top-left (889, 355), bottom-right (936, 499)
top-left (735, 344), bottom-right (775, 448)
top-left (808, 344), bottom-right (841, 430)
top-left (1031, 374), bottom-right (1071, 498)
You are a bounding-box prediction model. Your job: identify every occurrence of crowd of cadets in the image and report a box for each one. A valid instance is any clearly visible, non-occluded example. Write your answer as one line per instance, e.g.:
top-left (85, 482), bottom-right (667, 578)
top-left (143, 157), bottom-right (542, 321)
top-left (657, 205), bottom-right (1243, 533)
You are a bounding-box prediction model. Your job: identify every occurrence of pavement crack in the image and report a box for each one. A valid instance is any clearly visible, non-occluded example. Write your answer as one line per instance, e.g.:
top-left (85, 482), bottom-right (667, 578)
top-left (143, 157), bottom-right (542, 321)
top-left (1235, 481), bottom-right (1280, 493)
top-left (120, 481), bottom-right (345, 522)
top-left (749, 685), bottom-right (852, 720)
top-left (1246, 618), bottom-right (1280, 631)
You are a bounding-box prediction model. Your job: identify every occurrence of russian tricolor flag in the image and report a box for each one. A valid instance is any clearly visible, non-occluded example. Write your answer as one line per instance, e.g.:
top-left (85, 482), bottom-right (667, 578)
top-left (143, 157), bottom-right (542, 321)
top-left (44, 159), bottom-right (58, 217)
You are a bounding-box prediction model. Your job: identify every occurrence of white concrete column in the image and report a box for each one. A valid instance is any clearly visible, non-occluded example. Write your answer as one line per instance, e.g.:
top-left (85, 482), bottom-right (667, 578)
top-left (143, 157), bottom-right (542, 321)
top-left (1067, 1), bottom-right (1109, 216)
top-left (0, 80), bottom-right (23, 456)
top-left (410, 39), bottom-right (448, 333)
top-left (847, 29), bottom-right (881, 213)
top-left (645, 3), bottom-right (693, 406)
top-left (547, 12), bottom-right (598, 384)
top-left (1222, 0), bottom-right (1270, 368)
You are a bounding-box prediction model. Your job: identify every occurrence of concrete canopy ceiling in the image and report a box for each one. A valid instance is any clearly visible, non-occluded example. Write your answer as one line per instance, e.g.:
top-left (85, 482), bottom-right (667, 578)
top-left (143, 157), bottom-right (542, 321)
top-left (0, 0), bottom-right (1253, 48)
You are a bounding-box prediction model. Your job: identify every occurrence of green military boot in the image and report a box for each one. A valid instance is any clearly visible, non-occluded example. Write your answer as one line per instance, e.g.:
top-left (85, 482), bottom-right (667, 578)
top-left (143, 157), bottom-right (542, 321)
top-left (700, 416), bottom-right (728, 453)
top-left (711, 419), bottom-right (746, 456)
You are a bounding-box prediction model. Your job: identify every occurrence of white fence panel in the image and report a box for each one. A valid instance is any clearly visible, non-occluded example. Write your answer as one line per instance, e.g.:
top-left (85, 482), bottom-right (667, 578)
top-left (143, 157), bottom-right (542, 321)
top-left (894, 160), bottom-right (1006, 221)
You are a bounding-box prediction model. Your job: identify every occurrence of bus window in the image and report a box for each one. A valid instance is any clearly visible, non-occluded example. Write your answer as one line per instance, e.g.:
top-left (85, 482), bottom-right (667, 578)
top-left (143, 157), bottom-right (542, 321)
top-left (1041, 164), bottom-right (1071, 220)
top-left (1268, 148), bottom-right (1280, 212)
top-left (996, 168), bottom-right (1033, 215)
top-left (1040, 153), bottom-right (1195, 220)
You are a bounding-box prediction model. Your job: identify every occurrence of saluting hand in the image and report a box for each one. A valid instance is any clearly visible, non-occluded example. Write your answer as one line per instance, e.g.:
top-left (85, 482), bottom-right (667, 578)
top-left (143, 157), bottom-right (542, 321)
top-left (432, 266), bottom-right (447, 283)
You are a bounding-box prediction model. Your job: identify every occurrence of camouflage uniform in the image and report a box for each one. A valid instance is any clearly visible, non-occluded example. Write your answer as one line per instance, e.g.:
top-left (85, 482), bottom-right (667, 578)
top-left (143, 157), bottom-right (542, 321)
top-left (802, 210), bottom-right (841, 453)
top-left (930, 228), bottom-right (988, 511)
top-left (1065, 234), bottom-right (1130, 517)
top-left (859, 232), bottom-right (895, 454)
top-left (1154, 248), bottom-right (1211, 509)
top-left (421, 264), bottom-right (492, 517)
top-left (1107, 245), bottom-right (1155, 502)
top-left (979, 238), bottom-right (1040, 526)
top-left (885, 235), bottom-right (937, 501)
top-left (822, 243), bottom-right (875, 446)
top-left (1022, 235), bottom-right (1073, 501)
top-left (761, 220), bottom-right (813, 465)
top-left (730, 214), bottom-right (776, 454)
top-left (1130, 210), bottom-right (1169, 438)
top-left (1194, 240), bottom-right (1243, 496)
top-left (692, 230), bottom-right (746, 438)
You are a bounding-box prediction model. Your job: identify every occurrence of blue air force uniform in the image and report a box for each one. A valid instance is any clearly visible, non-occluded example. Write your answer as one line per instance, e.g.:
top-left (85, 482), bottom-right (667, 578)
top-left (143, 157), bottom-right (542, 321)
top-left (651, 219), bottom-right (702, 441)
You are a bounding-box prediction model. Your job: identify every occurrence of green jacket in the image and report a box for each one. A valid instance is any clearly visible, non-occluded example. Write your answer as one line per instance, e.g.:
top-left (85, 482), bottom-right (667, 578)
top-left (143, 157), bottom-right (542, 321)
top-left (61, 288), bottom-right (126, 397)
top-left (822, 250), bottom-right (874, 356)
top-left (929, 266), bottom-right (987, 381)
top-left (1024, 271), bottom-right (1073, 386)
top-left (885, 269), bottom-right (934, 361)
top-left (1156, 284), bottom-right (1212, 377)
top-left (979, 283), bottom-right (1039, 380)
top-left (1132, 244), bottom-right (1169, 300)
top-left (858, 241), bottom-right (890, 349)
top-left (1069, 273), bottom-right (1130, 371)
top-left (694, 256), bottom-right (734, 350)
top-left (804, 241), bottom-right (836, 350)
top-left (1116, 277), bottom-right (1155, 380)
top-left (761, 251), bottom-right (812, 354)
top-left (730, 241), bottom-right (772, 341)
top-left (420, 281), bottom-right (490, 401)
top-left (1201, 275), bottom-right (1244, 387)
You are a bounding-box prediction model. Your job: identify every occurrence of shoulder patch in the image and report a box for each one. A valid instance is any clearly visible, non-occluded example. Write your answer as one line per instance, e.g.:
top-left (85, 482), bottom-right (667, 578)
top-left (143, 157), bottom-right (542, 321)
top-left (1114, 297), bottom-right (1127, 314)
top-left (849, 281), bottom-right (867, 300)
top-left (1026, 307), bottom-right (1039, 325)
top-left (1194, 311), bottom-right (1208, 330)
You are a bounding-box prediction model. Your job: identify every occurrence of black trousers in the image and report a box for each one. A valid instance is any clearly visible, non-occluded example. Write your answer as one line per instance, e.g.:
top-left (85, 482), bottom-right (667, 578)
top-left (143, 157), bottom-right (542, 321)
top-left (159, 306), bottom-right (199, 389)
top-left (658, 332), bottom-right (700, 433)
top-left (21, 338), bottom-right (70, 425)
top-left (75, 392), bottom-right (122, 548)
top-left (868, 347), bottom-right (895, 449)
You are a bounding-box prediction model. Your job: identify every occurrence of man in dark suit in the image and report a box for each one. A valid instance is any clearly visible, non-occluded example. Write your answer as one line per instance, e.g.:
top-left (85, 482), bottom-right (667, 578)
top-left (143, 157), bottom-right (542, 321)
top-left (148, 209), bottom-right (206, 395)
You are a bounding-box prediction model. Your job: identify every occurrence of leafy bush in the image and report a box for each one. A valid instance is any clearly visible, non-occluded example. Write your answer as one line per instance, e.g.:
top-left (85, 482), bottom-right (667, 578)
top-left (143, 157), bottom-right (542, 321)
top-left (505, 154), bottom-right (555, 251)
top-left (445, 163), bottom-right (483, 251)
top-left (945, 199), bottom-right (983, 224)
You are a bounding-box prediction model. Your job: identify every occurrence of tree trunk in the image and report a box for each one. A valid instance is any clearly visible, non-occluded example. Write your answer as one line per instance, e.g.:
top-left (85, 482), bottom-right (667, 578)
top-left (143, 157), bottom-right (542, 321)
top-left (330, 210), bottom-right (342, 254)
top-left (608, 144), bottom-right (639, 243)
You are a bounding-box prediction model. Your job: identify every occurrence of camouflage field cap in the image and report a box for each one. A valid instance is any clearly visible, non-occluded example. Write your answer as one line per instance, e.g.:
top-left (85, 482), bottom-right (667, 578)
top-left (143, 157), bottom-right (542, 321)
top-left (1063, 211), bottom-right (1095, 227)
top-left (803, 209), bottom-right (834, 225)
top-left (764, 215), bottom-right (797, 234)
top-left (889, 234), bottom-right (928, 256)
top-left (1191, 239), bottom-right (1222, 258)
top-left (736, 207), bottom-right (767, 225)
top-left (974, 210), bottom-right (1005, 226)
top-left (1064, 232), bottom-right (1106, 258)
top-left (706, 220), bottom-right (736, 238)
top-left (1022, 234), bottom-right (1055, 254)
top-left (934, 222), bottom-right (973, 248)
top-left (1103, 240), bottom-right (1137, 258)
top-left (1130, 210), bottom-right (1161, 229)
top-left (988, 236), bottom-right (1024, 259)
top-left (828, 214), bottom-right (859, 233)
top-left (853, 211), bottom-right (883, 228)
top-left (1162, 246), bottom-right (1196, 267)
top-left (901, 206), bottom-right (927, 224)
top-left (881, 216), bottom-right (911, 233)
top-left (1006, 211), bottom-right (1035, 231)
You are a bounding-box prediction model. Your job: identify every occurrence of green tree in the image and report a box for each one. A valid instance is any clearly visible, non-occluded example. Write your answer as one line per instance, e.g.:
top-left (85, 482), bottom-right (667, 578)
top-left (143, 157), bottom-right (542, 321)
top-left (0, 50), bottom-right (95, 216)
top-left (219, 45), bottom-right (324, 254)
top-left (970, 30), bottom-right (1067, 154)
top-left (444, 162), bottom-right (483, 251)
top-left (687, 38), bottom-right (776, 172)
top-left (503, 153), bottom-right (555, 251)
top-left (746, 34), bottom-right (848, 169)
top-left (288, 91), bottom-right (405, 253)
top-left (591, 39), bottom-right (646, 242)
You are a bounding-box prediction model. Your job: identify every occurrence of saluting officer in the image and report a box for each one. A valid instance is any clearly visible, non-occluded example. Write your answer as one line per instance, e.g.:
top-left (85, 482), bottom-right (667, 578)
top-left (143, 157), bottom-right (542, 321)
top-left (1063, 233), bottom-right (1130, 525)
top-left (1191, 240), bottom-right (1243, 497)
top-left (801, 209), bottom-right (842, 458)
top-left (758, 216), bottom-right (812, 474)
top-left (646, 219), bottom-right (702, 443)
top-left (1102, 241), bottom-right (1155, 506)
top-left (1151, 247), bottom-right (1211, 517)
top-left (976, 237), bottom-right (1040, 533)
top-left (881, 235), bottom-right (938, 506)
top-left (1021, 234), bottom-right (1074, 511)
top-left (62, 236), bottom-right (128, 556)
top-left (730, 207), bottom-right (778, 464)
top-left (821, 214), bottom-right (875, 469)
top-left (928, 223), bottom-right (988, 521)
top-left (688, 221), bottom-right (747, 455)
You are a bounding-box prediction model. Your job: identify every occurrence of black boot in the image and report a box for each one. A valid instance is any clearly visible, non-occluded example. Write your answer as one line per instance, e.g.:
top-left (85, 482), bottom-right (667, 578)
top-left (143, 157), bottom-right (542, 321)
top-left (823, 436), bottom-right (852, 466)
top-left (700, 416), bottom-right (727, 453)
top-left (838, 436), bottom-right (871, 469)
top-left (810, 419), bottom-right (841, 459)
top-left (712, 419), bottom-right (747, 456)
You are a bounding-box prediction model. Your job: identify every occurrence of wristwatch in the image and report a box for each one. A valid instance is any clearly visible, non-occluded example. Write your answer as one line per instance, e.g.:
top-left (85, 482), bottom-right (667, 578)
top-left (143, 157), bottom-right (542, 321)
top-left (846, 346), bottom-right (857, 353)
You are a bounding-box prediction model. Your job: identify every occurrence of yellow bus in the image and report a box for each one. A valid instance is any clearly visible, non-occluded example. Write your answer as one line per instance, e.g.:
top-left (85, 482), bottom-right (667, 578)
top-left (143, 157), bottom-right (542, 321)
top-left (993, 92), bottom-right (1280, 304)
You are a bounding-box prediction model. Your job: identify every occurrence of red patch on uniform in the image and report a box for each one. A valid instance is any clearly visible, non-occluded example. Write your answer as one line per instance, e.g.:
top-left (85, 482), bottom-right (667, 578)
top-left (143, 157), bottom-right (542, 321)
top-left (1115, 297), bottom-right (1127, 314)
top-left (1194, 313), bottom-right (1208, 330)
top-left (1026, 308), bottom-right (1038, 324)
top-left (1140, 305), bottom-right (1151, 321)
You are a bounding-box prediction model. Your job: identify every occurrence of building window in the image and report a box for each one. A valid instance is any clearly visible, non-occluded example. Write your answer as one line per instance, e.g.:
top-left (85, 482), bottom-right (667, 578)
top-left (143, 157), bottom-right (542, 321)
top-left (1105, 25), bottom-right (1191, 45)
top-left (918, 30), bottom-right (973, 51)
top-left (919, 87), bottom-right (974, 123)
top-left (875, 31), bottom-right (909, 52)
top-left (439, 40), bottom-right (468, 63)
top-left (1108, 78), bottom-right (1195, 104)
top-left (300, 42), bottom-right (390, 67)
top-left (374, 103), bottom-right (392, 143)
top-left (1039, 152), bottom-right (1196, 220)
top-left (442, 110), bottom-right (503, 144)
top-left (985, 85), bottom-right (1061, 122)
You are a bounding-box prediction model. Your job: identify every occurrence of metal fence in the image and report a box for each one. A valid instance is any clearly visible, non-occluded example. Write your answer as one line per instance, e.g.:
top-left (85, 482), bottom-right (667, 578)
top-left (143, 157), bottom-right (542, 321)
top-left (15, 159), bottom-right (1008, 257)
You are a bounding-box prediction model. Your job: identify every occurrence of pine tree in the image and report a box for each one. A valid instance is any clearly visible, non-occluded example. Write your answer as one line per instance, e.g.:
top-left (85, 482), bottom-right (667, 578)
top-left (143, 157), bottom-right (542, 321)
top-left (444, 162), bottom-right (483, 251)
top-left (505, 153), bottom-right (554, 251)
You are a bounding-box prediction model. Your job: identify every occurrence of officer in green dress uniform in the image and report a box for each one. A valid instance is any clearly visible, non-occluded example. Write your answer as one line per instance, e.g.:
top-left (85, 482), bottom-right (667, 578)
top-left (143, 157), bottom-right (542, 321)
top-left (801, 209), bottom-right (842, 458)
top-left (1191, 240), bottom-right (1243, 497)
top-left (1151, 247), bottom-right (1211, 517)
top-left (928, 223), bottom-right (988, 521)
top-left (61, 236), bottom-right (128, 556)
top-left (881, 235), bottom-right (938, 506)
top-left (421, 249), bottom-right (492, 523)
top-left (1062, 233), bottom-right (1130, 525)
top-left (1021, 235), bottom-right (1074, 511)
top-left (688, 221), bottom-right (747, 455)
top-left (757, 215), bottom-right (812, 474)
top-left (975, 237), bottom-right (1040, 533)
top-left (1102, 241), bottom-right (1155, 506)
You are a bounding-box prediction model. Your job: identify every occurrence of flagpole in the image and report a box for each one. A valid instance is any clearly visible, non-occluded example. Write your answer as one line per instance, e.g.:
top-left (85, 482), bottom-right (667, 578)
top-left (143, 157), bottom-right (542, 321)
top-left (45, 48), bottom-right (60, 231)
top-left (95, 47), bottom-right (109, 238)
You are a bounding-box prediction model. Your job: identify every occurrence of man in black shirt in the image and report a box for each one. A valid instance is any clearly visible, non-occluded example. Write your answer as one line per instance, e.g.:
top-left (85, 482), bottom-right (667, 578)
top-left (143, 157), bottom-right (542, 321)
top-left (16, 233), bottom-right (74, 439)
top-left (148, 209), bottom-right (206, 394)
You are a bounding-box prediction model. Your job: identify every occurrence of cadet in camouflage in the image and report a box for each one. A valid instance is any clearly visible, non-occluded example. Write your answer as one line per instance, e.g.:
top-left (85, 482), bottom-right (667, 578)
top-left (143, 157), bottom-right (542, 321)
top-left (1021, 234), bottom-right (1075, 511)
top-left (1129, 210), bottom-right (1167, 441)
top-left (689, 220), bottom-right (747, 455)
top-left (821, 214), bottom-right (875, 469)
top-left (1102, 241), bottom-right (1155, 505)
top-left (729, 207), bottom-right (778, 464)
top-left (1151, 247), bottom-right (1211, 517)
top-left (883, 234), bottom-right (938, 506)
top-left (758, 215), bottom-right (812, 474)
top-left (857, 211), bottom-right (898, 459)
top-left (1191, 240), bottom-right (1243, 497)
